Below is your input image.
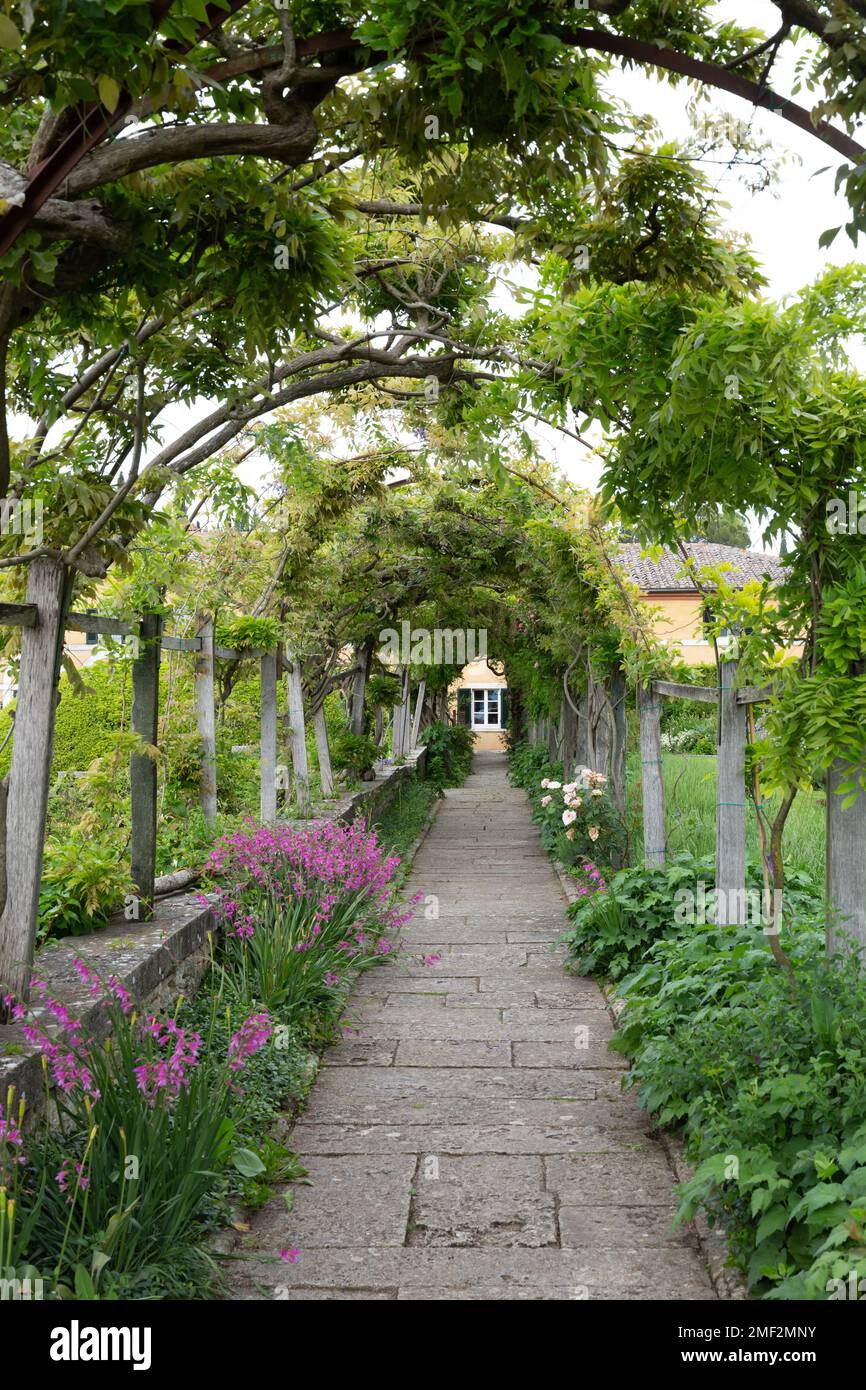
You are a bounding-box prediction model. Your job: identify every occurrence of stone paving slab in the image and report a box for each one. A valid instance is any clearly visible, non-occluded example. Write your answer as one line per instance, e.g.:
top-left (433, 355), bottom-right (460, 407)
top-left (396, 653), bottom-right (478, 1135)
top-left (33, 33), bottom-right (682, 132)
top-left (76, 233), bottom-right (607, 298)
top-left (351, 1005), bottom-right (614, 1042)
top-left (231, 1247), bottom-right (715, 1299)
top-left (310, 1065), bottom-right (622, 1101)
top-left (292, 1122), bottom-right (654, 1155)
top-left (559, 1205), bottom-right (694, 1250)
top-left (513, 1041), bottom-right (629, 1069)
top-left (295, 1096), bottom-right (651, 1129)
top-left (544, 1152), bottom-right (682, 1204)
top-left (394, 1039), bottom-right (513, 1067)
top-left (226, 751), bottom-right (715, 1303)
top-left (409, 1156), bottom-right (557, 1248)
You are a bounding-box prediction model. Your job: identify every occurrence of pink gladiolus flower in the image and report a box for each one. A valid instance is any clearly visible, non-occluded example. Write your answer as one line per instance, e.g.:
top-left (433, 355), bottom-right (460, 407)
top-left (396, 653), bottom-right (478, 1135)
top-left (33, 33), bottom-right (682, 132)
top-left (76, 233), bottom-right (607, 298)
top-left (228, 1012), bottom-right (273, 1071)
top-left (279, 1247), bottom-right (300, 1263)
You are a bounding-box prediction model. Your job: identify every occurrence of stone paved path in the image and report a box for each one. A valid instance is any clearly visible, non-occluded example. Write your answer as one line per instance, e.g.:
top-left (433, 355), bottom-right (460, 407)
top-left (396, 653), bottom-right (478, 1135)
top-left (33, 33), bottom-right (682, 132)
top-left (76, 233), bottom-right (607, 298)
top-left (227, 751), bottom-right (716, 1301)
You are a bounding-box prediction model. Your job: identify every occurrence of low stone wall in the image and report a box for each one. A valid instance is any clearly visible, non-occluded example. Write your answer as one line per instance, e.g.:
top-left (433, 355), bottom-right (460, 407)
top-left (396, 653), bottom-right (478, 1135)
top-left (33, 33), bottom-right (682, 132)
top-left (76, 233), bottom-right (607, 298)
top-left (0, 748), bottom-right (427, 1119)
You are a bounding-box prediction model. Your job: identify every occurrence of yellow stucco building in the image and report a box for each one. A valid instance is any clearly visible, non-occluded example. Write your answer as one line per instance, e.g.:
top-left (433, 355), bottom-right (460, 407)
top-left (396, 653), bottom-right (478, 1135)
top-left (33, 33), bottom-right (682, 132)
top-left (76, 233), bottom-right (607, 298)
top-left (448, 543), bottom-right (785, 742)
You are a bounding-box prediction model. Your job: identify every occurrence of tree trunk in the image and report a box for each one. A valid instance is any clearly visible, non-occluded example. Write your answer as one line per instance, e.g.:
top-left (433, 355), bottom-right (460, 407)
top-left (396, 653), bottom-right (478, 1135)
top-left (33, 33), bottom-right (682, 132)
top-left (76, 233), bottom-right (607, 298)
top-left (0, 558), bottom-right (70, 1000)
top-left (313, 703), bottom-right (334, 798)
top-left (410, 678), bottom-right (426, 749)
top-left (350, 639), bottom-right (371, 736)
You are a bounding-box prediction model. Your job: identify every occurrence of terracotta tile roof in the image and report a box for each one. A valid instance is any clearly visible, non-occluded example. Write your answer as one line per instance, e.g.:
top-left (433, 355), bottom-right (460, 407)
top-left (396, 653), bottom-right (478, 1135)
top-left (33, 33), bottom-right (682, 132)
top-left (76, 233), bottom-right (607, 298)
top-left (617, 542), bottom-right (786, 594)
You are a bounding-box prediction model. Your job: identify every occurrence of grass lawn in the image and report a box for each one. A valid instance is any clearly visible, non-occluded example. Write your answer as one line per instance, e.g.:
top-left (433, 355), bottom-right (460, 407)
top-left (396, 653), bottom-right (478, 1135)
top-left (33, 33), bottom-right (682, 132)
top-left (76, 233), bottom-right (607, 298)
top-left (626, 752), bottom-right (826, 887)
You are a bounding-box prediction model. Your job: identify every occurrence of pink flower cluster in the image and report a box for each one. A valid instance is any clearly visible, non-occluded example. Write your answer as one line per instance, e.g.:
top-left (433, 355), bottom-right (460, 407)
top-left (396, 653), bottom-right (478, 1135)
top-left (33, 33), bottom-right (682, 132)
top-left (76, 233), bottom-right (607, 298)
top-left (134, 1017), bottom-right (203, 1104)
top-left (55, 1160), bottom-right (88, 1197)
top-left (227, 1012), bottom-right (273, 1071)
top-left (206, 818), bottom-right (414, 942)
top-left (20, 979), bottom-right (100, 1102)
top-left (573, 861), bottom-right (608, 897)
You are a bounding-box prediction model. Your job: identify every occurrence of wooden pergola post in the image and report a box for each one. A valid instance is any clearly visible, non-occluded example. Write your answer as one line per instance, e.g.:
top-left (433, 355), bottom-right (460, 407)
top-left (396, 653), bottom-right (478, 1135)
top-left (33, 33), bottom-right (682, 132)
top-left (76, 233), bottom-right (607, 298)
top-left (610, 666), bottom-right (627, 815)
top-left (826, 758), bottom-right (866, 956)
top-left (715, 658), bottom-right (747, 924)
top-left (195, 614), bottom-right (217, 828)
top-left (0, 559), bottom-right (70, 999)
top-left (285, 647), bottom-right (310, 814)
top-left (130, 612), bottom-right (163, 919)
top-left (259, 649), bottom-right (278, 823)
top-left (637, 682), bottom-right (666, 867)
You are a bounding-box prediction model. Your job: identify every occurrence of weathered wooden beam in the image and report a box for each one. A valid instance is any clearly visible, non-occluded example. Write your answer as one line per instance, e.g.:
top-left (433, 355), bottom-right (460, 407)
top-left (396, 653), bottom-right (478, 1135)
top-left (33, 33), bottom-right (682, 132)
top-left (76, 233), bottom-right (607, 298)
top-left (259, 650), bottom-right (278, 824)
top-left (826, 760), bottom-right (866, 957)
top-left (129, 613), bottom-right (162, 921)
top-left (736, 684), bottom-right (775, 706)
top-left (214, 644), bottom-right (267, 662)
top-left (160, 634), bottom-right (202, 653)
top-left (0, 603), bottom-right (38, 629)
top-left (67, 611), bottom-right (134, 637)
top-left (195, 615), bottom-right (218, 828)
top-left (652, 679), bottom-right (719, 704)
top-left (637, 682), bottom-right (666, 866)
top-left (0, 559), bottom-right (70, 999)
top-left (715, 659), bottom-right (747, 925)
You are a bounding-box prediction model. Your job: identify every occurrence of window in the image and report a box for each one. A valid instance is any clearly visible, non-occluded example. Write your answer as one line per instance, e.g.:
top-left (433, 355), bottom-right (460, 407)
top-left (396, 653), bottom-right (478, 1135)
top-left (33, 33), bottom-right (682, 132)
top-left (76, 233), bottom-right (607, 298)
top-left (456, 686), bottom-right (509, 729)
top-left (468, 688), bottom-right (503, 729)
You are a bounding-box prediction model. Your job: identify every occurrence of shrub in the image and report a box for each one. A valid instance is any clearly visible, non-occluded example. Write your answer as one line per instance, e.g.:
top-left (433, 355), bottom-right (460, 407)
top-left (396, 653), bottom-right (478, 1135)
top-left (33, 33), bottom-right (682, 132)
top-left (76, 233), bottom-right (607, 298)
top-left (508, 739), bottom-right (560, 790)
top-left (611, 922), bottom-right (866, 1299)
top-left (564, 852), bottom-right (824, 981)
top-left (37, 832), bottom-right (135, 946)
top-left (419, 721), bottom-right (474, 787)
top-left (330, 731), bottom-right (379, 780)
top-left (533, 770), bottom-right (626, 868)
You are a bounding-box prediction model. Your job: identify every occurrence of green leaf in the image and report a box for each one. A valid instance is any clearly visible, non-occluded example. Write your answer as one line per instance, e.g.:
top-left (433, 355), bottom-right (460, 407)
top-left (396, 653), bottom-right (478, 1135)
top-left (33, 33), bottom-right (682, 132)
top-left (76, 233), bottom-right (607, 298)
top-left (98, 75), bottom-right (121, 113)
top-left (0, 14), bottom-right (21, 46)
top-left (232, 1147), bottom-right (266, 1178)
top-left (755, 1205), bottom-right (789, 1243)
top-left (74, 1264), bottom-right (97, 1299)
